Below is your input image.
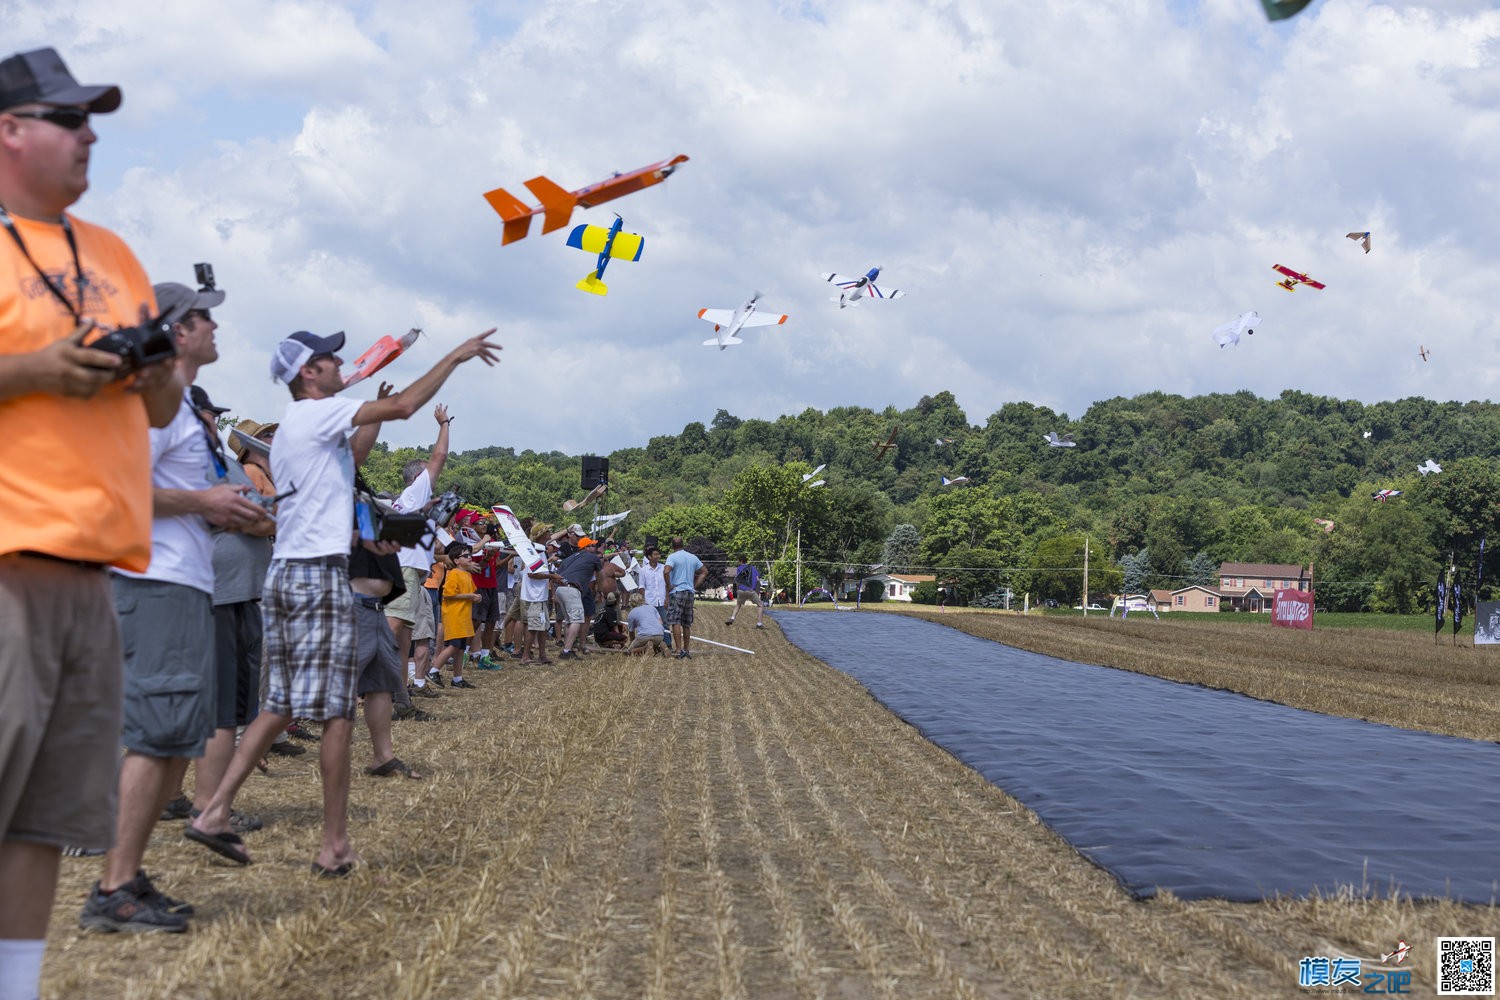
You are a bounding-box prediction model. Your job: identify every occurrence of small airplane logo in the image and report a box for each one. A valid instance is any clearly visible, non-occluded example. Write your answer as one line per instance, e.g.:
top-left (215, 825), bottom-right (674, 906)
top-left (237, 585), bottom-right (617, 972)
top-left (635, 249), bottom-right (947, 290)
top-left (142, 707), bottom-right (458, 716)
top-left (871, 426), bottom-right (898, 459)
top-left (565, 213), bottom-right (644, 296)
top-left (483, 154), bottom-right (688, 245)
top-left (1418, 459), bottom-right (1442, 476)
top-left (1379, 940), bottom-right (1410, 965)
top-left (1313, 518), bottom-right (1336, 533)
top-left (1044, 431), bottom-right (1076, 448)
top-left (802, 464), bottom-right (827, 487)
top-left (1419, 345), bottom-right (1430, 362)
top-left (1346, 231), bottom-right (1372, 254)
top-left (822, 266), bottom-right (905, 309)
top-left (1372, 489), bottom-right (1403, 502)
top-left (1273, 264), bottom-right (1326, 292)
top-left (697, 292), bottom-right (788, 350)
top-left (940, 475), bottom-right (969, 486)
top-left (343, 328), bottom-right (421, 388)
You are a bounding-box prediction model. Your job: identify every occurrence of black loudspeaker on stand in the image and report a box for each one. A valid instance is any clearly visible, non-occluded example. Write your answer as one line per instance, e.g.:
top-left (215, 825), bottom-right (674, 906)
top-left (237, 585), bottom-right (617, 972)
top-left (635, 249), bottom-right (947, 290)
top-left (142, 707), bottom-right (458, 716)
top-left (581, 455), bottom-right (609, 490)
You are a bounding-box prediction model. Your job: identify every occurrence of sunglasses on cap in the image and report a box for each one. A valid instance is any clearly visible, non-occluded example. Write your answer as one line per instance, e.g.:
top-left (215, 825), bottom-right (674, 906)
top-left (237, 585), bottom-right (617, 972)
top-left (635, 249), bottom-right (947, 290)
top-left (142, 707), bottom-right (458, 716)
top-left (7, 107), bottom-right (91, 131)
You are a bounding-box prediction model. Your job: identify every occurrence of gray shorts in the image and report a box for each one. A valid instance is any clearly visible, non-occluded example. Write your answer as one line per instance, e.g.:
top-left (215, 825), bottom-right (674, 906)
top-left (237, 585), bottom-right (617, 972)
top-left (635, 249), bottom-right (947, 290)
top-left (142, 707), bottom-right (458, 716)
top-left (116, 575), bottom-right (215, 759)
top-left (385, 566), bottom-right (436, 641)
top-left (627, 634), bottom-right (666, 655)
top-left (0, 555), bottom-right (123, 850)
top-left (213, 601), bottom-right (262, 729)
top-left (523, 599), bottom-right (549, 632)
top-left (354, 595), bottom-right (404, 696)
top-left (556, 585), bottom-right (585, 624)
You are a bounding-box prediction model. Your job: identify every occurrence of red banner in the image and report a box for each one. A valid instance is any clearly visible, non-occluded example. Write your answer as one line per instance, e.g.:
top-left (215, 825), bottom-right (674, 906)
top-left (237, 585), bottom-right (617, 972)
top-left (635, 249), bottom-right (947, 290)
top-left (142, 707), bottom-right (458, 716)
top-left (1271, 589), bottom-right (1314, 630)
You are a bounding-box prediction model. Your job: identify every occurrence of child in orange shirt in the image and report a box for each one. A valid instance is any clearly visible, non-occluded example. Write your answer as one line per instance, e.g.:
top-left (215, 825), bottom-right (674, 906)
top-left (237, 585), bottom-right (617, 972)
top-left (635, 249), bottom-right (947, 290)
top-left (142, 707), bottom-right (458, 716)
top-left (432, 544), bottom-right (479, 688)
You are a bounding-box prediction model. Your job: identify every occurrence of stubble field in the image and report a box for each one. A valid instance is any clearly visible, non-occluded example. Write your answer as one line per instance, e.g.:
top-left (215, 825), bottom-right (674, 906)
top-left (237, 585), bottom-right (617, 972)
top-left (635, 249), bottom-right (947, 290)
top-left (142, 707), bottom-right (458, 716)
top-left (43, 607), bottom-right (1498, 999)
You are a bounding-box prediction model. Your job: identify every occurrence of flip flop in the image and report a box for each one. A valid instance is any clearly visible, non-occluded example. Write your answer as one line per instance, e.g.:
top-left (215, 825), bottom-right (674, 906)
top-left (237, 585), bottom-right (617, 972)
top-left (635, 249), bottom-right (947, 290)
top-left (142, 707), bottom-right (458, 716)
top-left (183, 825), bottom-right (250, 866)
top-left (310, 861), bottom-right (356, 879)
top-left (367, 757), bottom-right (422, 780)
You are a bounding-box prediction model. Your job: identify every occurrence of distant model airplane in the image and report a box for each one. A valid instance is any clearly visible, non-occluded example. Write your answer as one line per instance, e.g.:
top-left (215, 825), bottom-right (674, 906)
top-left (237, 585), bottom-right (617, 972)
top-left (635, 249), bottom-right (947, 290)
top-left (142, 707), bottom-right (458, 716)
top-left (1273, 265), bottom-right (1326, 292)
top-left (482, 154), bottom-right (688, 245)
top-left (1211, 310), bottom-right (1259, 348)
top-left (940, 475), bottom-right (969, 486)
top-left (591, 510), bottom-right (631, 533)
top-left (1418, 459), bottom-right (1442, 476)
top-left (1363, 430), bottom-right (1373, 439)
top-left (566, 214), bottom-right (643, 295)
top-left (1313, 518), bottom-right (1336, 533)
top-left (562, 482), bottom-right (607, 512)
top-left (1346, 231), bottom-right (1371, 254)
top-left (822, 267), bottom-right (905, 309)
top-left (1044, 431), bottom-right (1076, 448)
top-left (344, 328), bottom-right (421, 387)
top-left (1373, 489), bottom-right (1403, 502)
top-left (934, 437), bottom-right (955, 446)
top-left (697, 292), bottom-right (788, 350)
top-left (872, 426), bottom-right (898, 459)
top-left (801, 464), bottom-right (826, 485)
top-left (1380, 940), bottom-right (1410, 965)
top-left (1419, 345), bottom-right (1430, 362)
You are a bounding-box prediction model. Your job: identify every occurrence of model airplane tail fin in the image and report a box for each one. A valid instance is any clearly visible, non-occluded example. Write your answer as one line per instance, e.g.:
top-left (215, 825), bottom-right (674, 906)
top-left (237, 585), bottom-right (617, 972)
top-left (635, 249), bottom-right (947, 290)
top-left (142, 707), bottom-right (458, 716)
top-left (482, 186), bottom-right (535, 244)
top-left (704, 335), bottom-right (743, 349)
top-left (577, 272), bottom-right (608, 296)
top-left (524, 176), bottom-right (577, 234)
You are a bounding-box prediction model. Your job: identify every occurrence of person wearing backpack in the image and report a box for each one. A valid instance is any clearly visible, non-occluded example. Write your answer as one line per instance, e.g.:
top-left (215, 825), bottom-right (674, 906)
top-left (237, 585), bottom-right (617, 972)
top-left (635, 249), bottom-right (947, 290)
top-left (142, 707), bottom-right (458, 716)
top-left (726, 556), bottom-right (765, 629)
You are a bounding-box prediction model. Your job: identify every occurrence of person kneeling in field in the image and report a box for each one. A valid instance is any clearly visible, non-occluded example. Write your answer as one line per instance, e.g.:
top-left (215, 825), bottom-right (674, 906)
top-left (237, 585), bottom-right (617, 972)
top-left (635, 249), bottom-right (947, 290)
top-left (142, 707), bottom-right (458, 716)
top-left (624, 592), bottom-right (666, 656)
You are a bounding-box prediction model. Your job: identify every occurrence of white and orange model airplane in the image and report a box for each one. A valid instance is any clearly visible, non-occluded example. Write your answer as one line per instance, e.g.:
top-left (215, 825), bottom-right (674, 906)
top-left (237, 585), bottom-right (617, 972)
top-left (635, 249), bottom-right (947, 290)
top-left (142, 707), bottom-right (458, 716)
top-left (698, 292), bottom-right (788, 350)
top-left (483, 154), bottom-right (688, 245)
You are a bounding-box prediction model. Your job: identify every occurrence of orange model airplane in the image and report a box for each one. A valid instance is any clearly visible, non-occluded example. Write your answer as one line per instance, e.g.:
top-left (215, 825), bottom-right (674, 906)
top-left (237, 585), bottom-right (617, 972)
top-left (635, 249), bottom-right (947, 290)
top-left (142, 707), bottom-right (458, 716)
top-left (483, 154), bottom-right (689, 245)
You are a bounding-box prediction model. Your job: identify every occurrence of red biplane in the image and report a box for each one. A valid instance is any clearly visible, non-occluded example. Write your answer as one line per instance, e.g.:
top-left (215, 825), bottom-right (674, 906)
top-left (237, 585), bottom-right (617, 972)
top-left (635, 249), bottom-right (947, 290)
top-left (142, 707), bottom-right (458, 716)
top-left (483, 154), bottom-right (689, 245)
top-left (1273, 264), bottom-right (1326, 292)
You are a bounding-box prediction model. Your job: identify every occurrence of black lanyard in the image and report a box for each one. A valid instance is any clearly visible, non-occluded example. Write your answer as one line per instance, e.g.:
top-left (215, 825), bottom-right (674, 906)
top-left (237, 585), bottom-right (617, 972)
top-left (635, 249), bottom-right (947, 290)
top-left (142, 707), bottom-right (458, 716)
top-left (0, 202), bottom-right (85, 322)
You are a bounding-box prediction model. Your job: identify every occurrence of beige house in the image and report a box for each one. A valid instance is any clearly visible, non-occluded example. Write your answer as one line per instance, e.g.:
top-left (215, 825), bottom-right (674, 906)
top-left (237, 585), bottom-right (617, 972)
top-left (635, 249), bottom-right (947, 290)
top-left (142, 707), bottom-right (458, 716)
top-left (840, 572), bottom-right (934, 602)
top-left (1149, 589), bottom-right (1175, 612)
top-left (1168, 585), bottom-right (1221, 612)
top-left (1217, 562), bottom-right (1310, 612)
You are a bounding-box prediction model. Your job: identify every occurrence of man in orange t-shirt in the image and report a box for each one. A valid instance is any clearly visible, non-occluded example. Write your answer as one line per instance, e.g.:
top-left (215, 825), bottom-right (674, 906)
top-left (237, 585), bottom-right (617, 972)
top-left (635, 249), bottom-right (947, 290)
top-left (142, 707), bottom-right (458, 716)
top-left (0, 46), bottom-right (184, 981)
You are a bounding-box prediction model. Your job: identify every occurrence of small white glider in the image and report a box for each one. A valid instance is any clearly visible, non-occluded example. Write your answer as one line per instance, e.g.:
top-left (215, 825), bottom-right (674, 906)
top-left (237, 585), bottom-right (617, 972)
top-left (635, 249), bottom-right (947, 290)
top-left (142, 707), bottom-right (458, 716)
top-left (1211, 311), bottom-right (1259, 349)
top-left (821, 266), bottom-right (905, 309)
top-left (698, 291), bottom-right (788, 350)
top-left (591, 510), bottom-right (631, 532)
top-left (941, 475), bottom-right (969, 486)
top-left (1043, 432), bottom-right (1076, 448)
top-left (1363, 430), bottom-right (1372, 439)
top-left (1418, 460), bottom-right (1442, 476)
top-left (801, 464), bottom-right (826, 484)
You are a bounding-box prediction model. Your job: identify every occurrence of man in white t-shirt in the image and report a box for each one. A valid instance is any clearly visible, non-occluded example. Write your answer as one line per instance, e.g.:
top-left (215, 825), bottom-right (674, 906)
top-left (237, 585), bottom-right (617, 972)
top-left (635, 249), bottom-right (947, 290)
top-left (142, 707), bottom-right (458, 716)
top-left (187, 325), bottom-right (499, 876)
top-left (635, 546), bottom-right (671, 648)
top-left (383, 407), bottom-right (450, 698)
top-left (84, 280), bottom-right (268, 933)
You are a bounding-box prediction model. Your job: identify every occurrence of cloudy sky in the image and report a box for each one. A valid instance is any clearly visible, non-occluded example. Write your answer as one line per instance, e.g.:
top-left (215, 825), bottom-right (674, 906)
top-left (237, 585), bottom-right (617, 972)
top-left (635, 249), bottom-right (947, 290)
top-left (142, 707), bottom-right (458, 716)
top-left (11, 0), bottom-right (1500, 453)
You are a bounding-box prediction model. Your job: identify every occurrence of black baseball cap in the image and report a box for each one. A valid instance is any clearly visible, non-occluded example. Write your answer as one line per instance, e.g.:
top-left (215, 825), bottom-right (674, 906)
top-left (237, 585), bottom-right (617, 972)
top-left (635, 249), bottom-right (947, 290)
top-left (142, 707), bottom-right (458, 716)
top-left (189, 384), bottom-right (230, 416)
top-left (0, 48), bottom-right (121, 114)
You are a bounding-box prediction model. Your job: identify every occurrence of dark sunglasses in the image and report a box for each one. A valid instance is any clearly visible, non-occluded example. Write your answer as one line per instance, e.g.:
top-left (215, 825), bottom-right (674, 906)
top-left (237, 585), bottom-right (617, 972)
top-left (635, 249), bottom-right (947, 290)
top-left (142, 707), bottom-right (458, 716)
top-left (8, 107), bottom-right (91, 131)
top-left (185, 309), bottom-right (213, 323)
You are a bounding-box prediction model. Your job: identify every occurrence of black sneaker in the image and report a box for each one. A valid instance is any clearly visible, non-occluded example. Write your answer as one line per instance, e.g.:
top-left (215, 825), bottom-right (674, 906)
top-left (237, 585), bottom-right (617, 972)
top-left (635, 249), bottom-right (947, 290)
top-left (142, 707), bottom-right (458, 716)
top-left (559, 649), bottom-right (577, 660)
top-left (409, 682), bottom-right (440, 700)
top-left (268, 740), bottom-right (306, 757)
top-left (393, 704), bottom-right (435, 722)
top-left (426, 671), bottom-right (446, 688)
top-left (159, 794), bottom-right (193, 821)
top-left (286, 720), bottom-right (320, 742)
top-left (134, 870), bottom-right (194, 917)
top-left (675, 650), bottom-right (691, 660)
top-left (725, 618), bottom-right (735, 626)
top-left (79, 879), bottom-right (188, 933)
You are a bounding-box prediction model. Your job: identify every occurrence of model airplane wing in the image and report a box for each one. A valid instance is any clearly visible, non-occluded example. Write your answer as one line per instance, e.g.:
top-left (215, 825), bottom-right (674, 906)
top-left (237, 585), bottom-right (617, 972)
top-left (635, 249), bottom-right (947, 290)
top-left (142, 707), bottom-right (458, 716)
top-left (1372, 489), bottom-right (1403, 502)
top-left (1418, 460), bottom-right (1442, 476)
top-left (697, 309), bottom-right (735, 326)
top-left (562, 483), bottom-right (608, 512)
top-left (483, 154), bottom-right (688, 245)
top-left (741, 311), bottom-right (789, 328)
top-left (1211, 321), bottom-right (1240, 348)
top-left (1419, 345), bottom-right (1430, 362)
top-left (866, 284), bottom-right (905, 300)
top-left (802, 464), bottom-right (826, 483)
top-left (567, 224), bottom-right (645, 261)
top-left (704, 335), bottom-right (744, 348)
top-left (941, 475), bottom-right (969, 486)
top-left (1346, 231), bottom-right (1371, 253)
top-left (821, 272), bottom-right (859, 288)
top-left (230, 428), bottom-right (271, 460)
top-left (591, 510), bottom-right (631, 532)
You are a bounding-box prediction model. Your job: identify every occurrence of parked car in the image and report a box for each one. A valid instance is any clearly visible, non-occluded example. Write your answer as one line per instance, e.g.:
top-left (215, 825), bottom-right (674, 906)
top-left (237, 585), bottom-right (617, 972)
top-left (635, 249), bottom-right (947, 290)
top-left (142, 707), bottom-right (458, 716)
top-left (1073, 603), bottom-right (1106, 611)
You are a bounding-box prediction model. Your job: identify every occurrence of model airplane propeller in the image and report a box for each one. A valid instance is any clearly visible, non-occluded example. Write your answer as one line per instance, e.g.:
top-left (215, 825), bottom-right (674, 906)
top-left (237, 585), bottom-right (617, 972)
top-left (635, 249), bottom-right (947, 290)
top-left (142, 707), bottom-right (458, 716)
top-left (566, 214), bottom-right (644, 295)
top-left (1419, 345), bottom-right (1430, 362)
top-left (1273, 264), bottom-right (1326, 292)
top-left (1211, 311), bottom-right (1259, 348)
top-left (697, 292), bottom-right (788, 350)
top-left (822, 266), bottom-right (905, 309)
top-left (343, 328), bottom-right (421, 387)
top-left (1346, 231), bottom-right (1371, 254)
top-left (940, 475), bottom-right (969, 486)
top-left (483, 154), bottom-right (687, 245)
top-left (1372, 488), bottom-right (1403, 503)
top-left (1418, 459), bottom-right (1442, 476)
top-left (871, 426), bottom-right (898, 459)
top-left (1043, 431), bottom-right (1076, 448)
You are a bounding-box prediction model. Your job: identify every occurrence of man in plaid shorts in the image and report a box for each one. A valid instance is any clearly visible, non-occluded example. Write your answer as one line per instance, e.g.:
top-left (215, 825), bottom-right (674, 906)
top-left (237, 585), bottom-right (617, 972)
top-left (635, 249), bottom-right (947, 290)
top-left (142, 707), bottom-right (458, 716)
top-left (663, 537), bottom-right (707, 659)
top-left (187, 326), bottom-right (498, 875)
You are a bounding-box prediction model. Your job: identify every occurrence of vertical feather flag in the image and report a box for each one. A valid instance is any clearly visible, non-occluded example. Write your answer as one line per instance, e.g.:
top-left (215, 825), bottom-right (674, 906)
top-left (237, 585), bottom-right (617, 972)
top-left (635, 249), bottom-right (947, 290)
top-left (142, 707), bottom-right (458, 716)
top-left (1477, 535), bottom-right (1486, 598)
top-left (1435, 574), bottom-right (1446, 634)
top-left (1453, 579), bottom-right (1464, 636)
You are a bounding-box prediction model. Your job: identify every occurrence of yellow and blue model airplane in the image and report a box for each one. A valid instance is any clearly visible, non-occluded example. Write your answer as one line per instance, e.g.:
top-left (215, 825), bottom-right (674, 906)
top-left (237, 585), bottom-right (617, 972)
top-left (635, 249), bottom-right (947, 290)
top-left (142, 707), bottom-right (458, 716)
top-left (565, 214), bottom-right (644, 295)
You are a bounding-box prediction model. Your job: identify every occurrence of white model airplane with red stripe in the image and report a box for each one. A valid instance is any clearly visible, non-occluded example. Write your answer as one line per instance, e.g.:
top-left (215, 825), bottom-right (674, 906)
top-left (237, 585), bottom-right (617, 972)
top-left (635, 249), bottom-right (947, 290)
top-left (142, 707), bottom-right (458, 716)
top-left (698, 292), bottom-right (788, 350)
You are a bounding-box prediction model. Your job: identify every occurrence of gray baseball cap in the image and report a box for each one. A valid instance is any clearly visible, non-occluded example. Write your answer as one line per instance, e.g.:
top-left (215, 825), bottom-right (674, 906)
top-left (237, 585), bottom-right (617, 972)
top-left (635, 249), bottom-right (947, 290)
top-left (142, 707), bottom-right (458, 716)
top-left (0, 48), bottom-right (121, 114)
top-left (153, 282), bottom-right (225, 328)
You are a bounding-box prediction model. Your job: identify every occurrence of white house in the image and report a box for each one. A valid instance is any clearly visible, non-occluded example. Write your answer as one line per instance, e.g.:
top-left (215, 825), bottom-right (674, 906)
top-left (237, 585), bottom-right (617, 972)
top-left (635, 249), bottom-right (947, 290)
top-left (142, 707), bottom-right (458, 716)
top-left (840, 572), bottom-right (935, 602)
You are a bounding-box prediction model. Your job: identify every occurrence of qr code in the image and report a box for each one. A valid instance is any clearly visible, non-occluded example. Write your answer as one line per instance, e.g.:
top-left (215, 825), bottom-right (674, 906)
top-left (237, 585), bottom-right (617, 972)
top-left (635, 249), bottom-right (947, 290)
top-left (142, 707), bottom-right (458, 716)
top-left (1439, 937), bottom-right (1495, 996)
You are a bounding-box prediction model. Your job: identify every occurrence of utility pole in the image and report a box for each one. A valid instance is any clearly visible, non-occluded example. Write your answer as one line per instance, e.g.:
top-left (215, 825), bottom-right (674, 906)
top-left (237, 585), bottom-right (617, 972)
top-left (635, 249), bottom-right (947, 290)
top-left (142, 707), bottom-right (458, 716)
top-left (1083, 535), bottom-right (1090, 616)
top-left (795, 524), bottom-right (802, 606)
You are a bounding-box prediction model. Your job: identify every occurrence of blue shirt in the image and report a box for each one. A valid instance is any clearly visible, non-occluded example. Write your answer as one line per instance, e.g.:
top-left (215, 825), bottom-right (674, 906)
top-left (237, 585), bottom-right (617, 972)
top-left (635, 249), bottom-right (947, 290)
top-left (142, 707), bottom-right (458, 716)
top-left (664, 549), bottom-right (703, 593)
